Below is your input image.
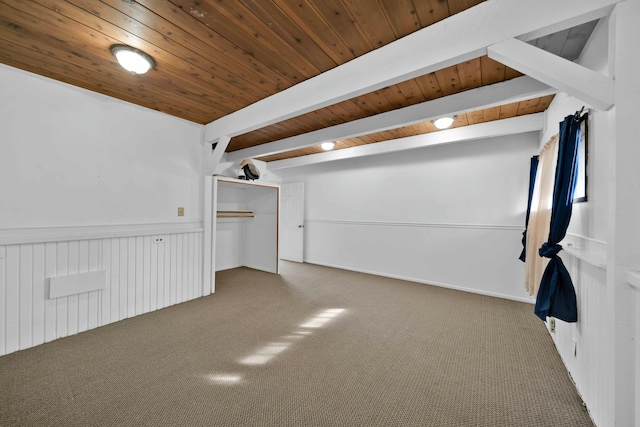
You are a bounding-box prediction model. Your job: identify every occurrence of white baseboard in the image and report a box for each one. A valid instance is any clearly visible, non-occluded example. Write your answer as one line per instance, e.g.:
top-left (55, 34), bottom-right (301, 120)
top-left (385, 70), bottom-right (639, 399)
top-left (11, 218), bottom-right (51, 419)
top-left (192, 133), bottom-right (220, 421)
top-left (303, 259), bottom-right (535, 304)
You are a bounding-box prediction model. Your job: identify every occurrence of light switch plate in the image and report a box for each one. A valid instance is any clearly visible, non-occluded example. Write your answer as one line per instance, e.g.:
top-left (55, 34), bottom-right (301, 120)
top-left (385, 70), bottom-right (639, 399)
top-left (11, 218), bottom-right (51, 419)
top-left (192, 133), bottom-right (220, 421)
top-left (178, 207), bottom-right (184, 216)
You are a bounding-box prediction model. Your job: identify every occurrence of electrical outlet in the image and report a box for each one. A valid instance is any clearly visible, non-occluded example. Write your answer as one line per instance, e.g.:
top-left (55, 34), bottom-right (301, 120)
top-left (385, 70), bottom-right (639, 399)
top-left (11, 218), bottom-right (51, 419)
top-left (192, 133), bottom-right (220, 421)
top-left (549, 317), bottom-right (556, 333)
top-left (153, 235), bottom-right (165, 244)
top-left (178, 207), bottom-right (184, 216)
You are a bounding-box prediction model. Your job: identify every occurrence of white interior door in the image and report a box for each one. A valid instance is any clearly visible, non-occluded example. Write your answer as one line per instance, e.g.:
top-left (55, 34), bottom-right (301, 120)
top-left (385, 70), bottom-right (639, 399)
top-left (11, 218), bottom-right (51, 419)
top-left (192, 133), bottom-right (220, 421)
top-left (280, 182), bottom-right (304, 262)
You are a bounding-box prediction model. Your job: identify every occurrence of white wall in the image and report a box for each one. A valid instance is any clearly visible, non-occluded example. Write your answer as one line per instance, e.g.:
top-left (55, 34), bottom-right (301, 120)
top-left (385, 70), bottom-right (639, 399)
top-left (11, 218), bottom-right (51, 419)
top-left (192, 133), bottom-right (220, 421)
top-left (0, 64), bottom-right (205, 357)
top-left (274, 132), bottom-right (539, 302)
top-left (0, 64), bottom-right (204, 228)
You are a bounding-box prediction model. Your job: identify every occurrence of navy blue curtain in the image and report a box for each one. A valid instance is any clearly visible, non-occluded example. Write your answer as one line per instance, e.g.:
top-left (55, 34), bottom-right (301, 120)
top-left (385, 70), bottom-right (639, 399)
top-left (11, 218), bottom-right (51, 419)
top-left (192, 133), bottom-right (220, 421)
top-left (534, 114), bottom-right (584, 322)
top-left (519, 156), bottom-right (539, 262)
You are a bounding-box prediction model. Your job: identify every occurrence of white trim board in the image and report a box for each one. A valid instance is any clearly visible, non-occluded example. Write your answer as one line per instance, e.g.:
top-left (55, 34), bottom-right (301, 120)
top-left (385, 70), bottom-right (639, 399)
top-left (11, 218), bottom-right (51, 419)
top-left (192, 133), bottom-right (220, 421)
top-left (562, 247), bottom-right (607, 269)
top-left (0, 222), bottom-right (204, 246)
top-left (306, 219), bottom-right (522, 231)
top-left (561, 233), bottom-right (608, 269)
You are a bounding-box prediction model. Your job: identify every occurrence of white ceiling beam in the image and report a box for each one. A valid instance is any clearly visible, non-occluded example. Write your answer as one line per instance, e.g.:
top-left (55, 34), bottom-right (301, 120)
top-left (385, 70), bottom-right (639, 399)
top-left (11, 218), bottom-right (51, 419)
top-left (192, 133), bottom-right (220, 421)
top-left (488, 38), bottom-right (615, 110)
top-left (226, 76), bottom-right (554, 162)
top-left (267, 114), bottom-right (544, 170)
top-left (204, 135), bottom-right (230, 175)
top-left (204, 0), bottom-right (620, 147)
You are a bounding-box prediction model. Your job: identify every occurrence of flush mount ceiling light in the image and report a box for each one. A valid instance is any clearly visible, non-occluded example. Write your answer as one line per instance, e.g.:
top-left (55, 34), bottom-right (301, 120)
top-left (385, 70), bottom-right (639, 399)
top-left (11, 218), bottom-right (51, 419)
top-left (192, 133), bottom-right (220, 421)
top-left (320, 141), bottom-right (336, 151)
top-left (432, 116), bottom-right (457, 130)
top-left (110, 45), bottom-right (155, 74)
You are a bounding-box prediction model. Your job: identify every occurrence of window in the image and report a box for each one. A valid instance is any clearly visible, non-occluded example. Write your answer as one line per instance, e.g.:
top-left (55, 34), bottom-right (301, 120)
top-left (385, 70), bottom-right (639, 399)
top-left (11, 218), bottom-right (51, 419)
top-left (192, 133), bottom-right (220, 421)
top-left (573, 114), bottom-right (588, 203)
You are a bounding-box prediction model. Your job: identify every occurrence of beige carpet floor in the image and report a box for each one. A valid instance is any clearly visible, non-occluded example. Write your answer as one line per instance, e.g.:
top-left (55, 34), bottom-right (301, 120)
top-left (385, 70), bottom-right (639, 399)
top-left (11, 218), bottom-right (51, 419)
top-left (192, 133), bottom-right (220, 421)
top-left (0, 261), bottom-right (593, 426)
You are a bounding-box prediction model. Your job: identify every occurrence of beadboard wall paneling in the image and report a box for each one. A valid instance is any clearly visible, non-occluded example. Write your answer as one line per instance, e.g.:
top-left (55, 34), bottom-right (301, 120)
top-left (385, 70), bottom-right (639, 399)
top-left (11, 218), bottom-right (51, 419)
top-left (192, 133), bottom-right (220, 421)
top-left (555, 237), bottom-right (610, 427)
top-left (0, 229), bottom-right (202, 357)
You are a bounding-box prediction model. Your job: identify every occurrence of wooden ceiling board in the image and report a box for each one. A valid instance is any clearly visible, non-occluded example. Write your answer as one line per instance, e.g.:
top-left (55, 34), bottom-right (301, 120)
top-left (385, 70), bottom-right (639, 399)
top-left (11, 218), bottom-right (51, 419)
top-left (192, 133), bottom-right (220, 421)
top-left (457, 57), bottom-right (483, 90)
top-left (169, 0), bottom-right (313, 83)
top-left (272, 0), bottom-right (355, 65)
top-left (504, 65), bottom-right (523, 80)
top-left (214, 0), bottom-right (336, 73)
top-left (448, 0), bottom-right (486, 15)
top-left (535, 94), bottom-right (556, 113)
top-left (305, 0), bottom-right (375, 58)
top-left (134, 0), bottom-right (292, 92)
top-left (433, 64), bottom-right (463, 97)
top-left (53, 0), bottom-right (239, 99)
top-left (499, 101), bottom-right (520, 119)
top-left (396, 78), bottom-right (426, 103)
top-left (102, 0), bottom-right (276, 100)
top-left (410, 121), bottom-right (431, 135)
top-left (453, 113), bottom-right (470, 128)
top-left (483, 106), bottom-right (501, 122)
top-left (516, 98), bottom-right (541, 116)
top-left (412, 0), bottom-right (453, 27)
top-left (466, 109), bottom-right (485, 126)
top-left (480, 55), bottom-right (507, 85)
top-left (414, 72), bottom-right (445, 101)
top-left (378, 0), bottom-right (421, 39)
top-left (340, 0), bottom-right (396, 48)
top-left (375, 85), bottom-right (409, 111)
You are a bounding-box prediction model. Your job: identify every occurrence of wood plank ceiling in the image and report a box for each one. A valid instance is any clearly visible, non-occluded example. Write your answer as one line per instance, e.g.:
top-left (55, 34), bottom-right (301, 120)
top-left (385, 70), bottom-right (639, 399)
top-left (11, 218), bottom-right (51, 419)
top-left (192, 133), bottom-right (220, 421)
top-left (0, 1), bottom-right (595, 162)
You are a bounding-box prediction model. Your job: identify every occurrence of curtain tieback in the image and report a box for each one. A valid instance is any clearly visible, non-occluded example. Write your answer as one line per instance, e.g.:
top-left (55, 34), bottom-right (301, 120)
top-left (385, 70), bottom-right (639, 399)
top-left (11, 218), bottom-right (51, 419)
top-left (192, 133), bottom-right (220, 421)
top-left (539, 243), bottom-right (562, 258)
top-left (521, 230), bottom-right (527, 245)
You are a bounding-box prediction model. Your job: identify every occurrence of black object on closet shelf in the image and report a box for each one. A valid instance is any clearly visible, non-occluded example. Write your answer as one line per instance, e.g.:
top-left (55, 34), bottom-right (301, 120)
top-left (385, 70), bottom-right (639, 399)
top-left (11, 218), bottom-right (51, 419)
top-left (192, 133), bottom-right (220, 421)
top-left (239, 159), bottom-right (260, 180)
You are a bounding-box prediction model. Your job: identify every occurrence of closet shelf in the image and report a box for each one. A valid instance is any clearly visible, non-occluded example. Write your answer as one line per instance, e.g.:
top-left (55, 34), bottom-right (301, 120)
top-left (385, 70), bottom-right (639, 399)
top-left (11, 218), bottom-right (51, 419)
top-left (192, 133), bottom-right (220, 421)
top-left (217, 210), bottom-right (254, 219)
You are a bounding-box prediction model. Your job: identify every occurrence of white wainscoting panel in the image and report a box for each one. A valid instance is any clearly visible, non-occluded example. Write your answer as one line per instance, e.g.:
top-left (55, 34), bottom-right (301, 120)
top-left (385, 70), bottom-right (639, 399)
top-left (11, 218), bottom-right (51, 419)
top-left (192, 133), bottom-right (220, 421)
top-left (556, 236), bottom-right (610, 427)
top-left (627, 271), bottom-right (640, 427)
top-left (0, 226), bottom-right (202, 357)
top-left (637, 292), bottom-right (640, 427)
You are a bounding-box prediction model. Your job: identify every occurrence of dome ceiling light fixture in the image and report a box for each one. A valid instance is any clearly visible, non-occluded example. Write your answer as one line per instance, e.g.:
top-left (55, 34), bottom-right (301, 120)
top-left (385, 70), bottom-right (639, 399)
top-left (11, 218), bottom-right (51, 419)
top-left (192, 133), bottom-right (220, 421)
top-left (432, 116), bottom-right (457, 130)
top-left (320, 141), bottom-right (336, 151)
top-left (110, 45), bottom-right (155, 75)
